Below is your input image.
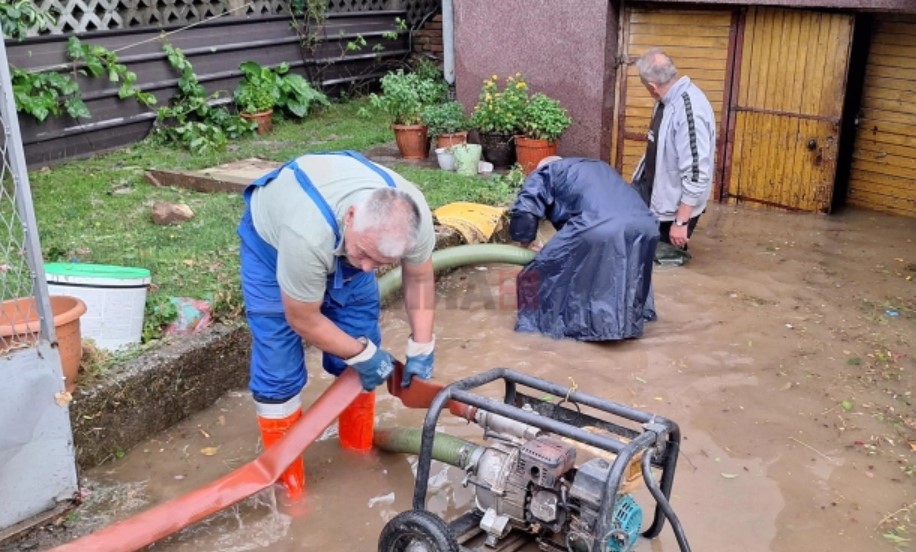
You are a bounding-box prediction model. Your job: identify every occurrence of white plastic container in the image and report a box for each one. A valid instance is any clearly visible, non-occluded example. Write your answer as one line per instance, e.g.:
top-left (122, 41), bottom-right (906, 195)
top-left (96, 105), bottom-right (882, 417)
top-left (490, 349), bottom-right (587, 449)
top-left (44, 263), bottom-right (152, 351)
top-left (435, 147), bottom-right (456, 171)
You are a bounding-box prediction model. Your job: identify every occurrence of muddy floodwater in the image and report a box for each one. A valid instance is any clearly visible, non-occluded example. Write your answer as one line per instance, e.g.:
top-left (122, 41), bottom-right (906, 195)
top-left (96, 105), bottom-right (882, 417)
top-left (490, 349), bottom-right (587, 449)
top-left (7, 204), bottom-right (915, 552)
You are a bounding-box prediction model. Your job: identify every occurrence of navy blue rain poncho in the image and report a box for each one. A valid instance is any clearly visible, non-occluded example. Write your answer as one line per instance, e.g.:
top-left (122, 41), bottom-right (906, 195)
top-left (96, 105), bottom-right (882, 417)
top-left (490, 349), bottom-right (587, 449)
top-left (508, 158), bottom-right (658, 341)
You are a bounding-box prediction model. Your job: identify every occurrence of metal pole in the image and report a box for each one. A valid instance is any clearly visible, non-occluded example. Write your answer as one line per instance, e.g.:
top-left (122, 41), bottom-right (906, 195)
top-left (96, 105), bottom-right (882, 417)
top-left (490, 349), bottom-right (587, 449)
top-left (0, 39), bottom-right (56, 341)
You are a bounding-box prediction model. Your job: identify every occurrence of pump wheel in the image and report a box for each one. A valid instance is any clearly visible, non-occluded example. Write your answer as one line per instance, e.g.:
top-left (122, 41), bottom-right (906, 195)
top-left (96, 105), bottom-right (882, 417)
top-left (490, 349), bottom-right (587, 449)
top-left (378, 510), bottom-right (460, 552)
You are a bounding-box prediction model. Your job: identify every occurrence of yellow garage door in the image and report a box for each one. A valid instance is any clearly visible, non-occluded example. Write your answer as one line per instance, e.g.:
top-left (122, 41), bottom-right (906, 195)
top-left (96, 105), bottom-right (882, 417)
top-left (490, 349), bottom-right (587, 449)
top-left (612, 7), bottom-right (734, 182)
top-left (728, 7), bottom-right (853, 212)
top-left (848, 15), bottom-right (916, 218)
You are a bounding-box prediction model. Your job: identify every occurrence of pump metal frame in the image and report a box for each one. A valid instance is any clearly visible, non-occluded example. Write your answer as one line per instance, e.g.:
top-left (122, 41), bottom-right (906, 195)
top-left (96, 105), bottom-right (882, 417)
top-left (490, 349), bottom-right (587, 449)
top-left (411, 367), bottom-right (683, 552)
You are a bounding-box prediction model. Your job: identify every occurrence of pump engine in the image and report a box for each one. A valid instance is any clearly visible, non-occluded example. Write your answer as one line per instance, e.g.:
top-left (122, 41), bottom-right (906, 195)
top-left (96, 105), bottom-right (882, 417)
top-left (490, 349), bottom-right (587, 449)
top-left (459, 410), bottom-right (642, 551)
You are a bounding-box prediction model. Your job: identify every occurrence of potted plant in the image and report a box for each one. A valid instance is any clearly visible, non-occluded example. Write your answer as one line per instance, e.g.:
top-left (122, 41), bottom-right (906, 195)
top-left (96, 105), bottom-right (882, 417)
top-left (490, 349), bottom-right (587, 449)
top-left (422, 100), bottom-right (471, 149)
top-left (470, 73), bottom-right (529, 168)
top-left (369, 69), bottom-right (444, 159)
top-left (234, 61), bottom-right (281, 135)
top-left (516, 92), bottom-right (572, 174)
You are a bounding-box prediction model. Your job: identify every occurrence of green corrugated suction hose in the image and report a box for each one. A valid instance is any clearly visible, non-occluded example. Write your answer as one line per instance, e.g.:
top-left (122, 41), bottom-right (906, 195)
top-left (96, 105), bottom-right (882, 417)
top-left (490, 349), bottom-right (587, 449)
top-left (378, 243), bottom-right (536, 300)
top-left (374, 245), bottom-right (533, 465)
top-left (373, 427), bottom-right (480, 469)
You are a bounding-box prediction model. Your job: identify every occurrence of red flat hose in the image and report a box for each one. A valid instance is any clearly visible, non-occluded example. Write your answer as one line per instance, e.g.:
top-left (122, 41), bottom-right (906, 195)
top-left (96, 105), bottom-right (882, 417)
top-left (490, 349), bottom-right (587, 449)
top-left (50, 369), bottom-right (365, 552)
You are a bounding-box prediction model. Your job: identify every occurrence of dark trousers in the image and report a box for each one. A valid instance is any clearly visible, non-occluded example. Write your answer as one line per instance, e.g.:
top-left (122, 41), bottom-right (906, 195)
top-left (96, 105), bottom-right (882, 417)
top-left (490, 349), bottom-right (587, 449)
top-left (658, 215), bottom-right (701, 246)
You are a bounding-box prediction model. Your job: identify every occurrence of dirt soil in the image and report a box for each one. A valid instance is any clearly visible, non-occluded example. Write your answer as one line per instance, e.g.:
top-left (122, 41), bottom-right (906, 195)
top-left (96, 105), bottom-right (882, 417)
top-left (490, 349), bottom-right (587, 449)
top-left (3, 203), bottom-right (914, 552)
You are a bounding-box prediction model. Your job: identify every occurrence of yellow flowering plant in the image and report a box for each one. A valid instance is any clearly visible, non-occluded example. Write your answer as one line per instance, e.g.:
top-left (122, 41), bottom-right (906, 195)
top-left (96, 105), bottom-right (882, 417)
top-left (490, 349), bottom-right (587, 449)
top-left (470, 73), bottom-right (529, 134)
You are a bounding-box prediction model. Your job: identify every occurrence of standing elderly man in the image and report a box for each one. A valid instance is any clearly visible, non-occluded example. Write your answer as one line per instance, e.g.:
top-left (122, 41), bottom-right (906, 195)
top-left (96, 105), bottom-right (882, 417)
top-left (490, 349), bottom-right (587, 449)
top-left (509, 156), bottom-right (658, 341)
top-left (633, 48), bottom-right (716, 250)
top-left (238, 150), bottom-right (437, 499)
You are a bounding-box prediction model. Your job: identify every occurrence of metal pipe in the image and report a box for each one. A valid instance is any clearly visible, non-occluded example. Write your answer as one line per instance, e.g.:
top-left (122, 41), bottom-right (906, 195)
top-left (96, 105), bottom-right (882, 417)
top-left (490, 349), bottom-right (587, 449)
top-left (0, 39), bottom-right (55, 340)
top-left (442, 0), bottom-right (456, 86)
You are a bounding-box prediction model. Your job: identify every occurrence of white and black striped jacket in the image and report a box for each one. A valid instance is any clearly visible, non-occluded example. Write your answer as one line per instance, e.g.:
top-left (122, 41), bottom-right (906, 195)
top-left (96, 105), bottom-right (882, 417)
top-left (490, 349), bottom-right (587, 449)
top-left (632, 76), bottom-right (716, 222)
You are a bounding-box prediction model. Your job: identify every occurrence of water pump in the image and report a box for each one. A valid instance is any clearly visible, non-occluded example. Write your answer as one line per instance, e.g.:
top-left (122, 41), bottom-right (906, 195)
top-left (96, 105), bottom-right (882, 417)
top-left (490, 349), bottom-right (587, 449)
top-left (377, 368), bottom-right (692, 552)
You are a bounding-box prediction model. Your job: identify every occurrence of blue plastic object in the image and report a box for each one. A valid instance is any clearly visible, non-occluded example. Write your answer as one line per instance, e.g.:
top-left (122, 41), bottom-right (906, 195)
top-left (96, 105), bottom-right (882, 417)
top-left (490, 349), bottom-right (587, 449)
top-left (607, 494), bottom-right (643, 552)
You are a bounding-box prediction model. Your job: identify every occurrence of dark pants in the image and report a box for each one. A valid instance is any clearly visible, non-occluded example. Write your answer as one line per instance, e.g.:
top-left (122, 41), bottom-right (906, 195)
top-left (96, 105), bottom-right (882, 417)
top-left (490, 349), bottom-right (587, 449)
top-left (658, 215), bottom-right (701, 246)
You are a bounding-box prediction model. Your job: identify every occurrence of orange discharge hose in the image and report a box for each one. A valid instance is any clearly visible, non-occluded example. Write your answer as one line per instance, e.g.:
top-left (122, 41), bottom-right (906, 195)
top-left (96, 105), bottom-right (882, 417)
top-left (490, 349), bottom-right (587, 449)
top-left (50, 369), bottom-right (365, 552)
top-left (50, 363), bottom-right (469, 552)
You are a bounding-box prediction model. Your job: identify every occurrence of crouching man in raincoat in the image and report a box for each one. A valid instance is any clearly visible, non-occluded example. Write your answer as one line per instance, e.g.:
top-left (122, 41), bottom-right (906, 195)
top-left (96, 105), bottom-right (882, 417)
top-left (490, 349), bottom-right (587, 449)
top-left (508, 156), bottom-right (658, 341)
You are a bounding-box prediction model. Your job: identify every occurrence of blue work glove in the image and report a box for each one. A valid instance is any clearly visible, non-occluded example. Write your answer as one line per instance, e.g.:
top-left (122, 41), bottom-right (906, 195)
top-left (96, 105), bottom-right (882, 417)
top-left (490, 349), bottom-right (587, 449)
top-left (402, 335), bottom-right (435, 388)
top-left (345, 338), bottom-right (395, 392)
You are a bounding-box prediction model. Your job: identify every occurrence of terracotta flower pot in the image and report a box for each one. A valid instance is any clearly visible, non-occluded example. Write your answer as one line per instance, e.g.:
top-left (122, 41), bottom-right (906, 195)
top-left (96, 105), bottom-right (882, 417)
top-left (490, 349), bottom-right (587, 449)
top-left (515, 136), bottom-right (559, 174)
top-left (435, 132), bottom-right (468, 149)
top-left (392, 123), bottom-right (430, 159)
top-left (1, 295), bottom-right (87, 393)
top-left (241, 109), bottom-right (273, 135)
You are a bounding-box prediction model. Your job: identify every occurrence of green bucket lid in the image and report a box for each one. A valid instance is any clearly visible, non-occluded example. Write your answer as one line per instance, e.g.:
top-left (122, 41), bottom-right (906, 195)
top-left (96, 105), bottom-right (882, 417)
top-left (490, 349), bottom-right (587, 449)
top-left (44, 263), bottom-right (151, 281)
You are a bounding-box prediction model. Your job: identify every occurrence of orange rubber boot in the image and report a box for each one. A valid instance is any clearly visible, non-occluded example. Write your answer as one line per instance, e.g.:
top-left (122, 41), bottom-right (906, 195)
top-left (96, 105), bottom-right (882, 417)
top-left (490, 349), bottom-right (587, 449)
top-left (257, 410), bottom-right (306, 500)
top-left (338, 390), bottom-right (376, 452)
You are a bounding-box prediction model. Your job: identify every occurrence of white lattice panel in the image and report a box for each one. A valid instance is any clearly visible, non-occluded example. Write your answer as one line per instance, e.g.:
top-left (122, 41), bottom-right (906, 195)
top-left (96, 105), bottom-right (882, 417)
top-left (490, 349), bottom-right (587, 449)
top-left (39, 0), bottom-right (123, 34)
top-left (25, 0), bottom-right (419, 36)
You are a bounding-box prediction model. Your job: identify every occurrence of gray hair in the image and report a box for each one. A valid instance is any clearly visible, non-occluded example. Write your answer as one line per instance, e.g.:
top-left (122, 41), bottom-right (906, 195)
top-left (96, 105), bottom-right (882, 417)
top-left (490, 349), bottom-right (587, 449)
top-left (537, 155), bottom-right (563, 169)
top-left (635, 48), bottom-right (678, 85)
top-left (352, 187), bottom-right (421, 258)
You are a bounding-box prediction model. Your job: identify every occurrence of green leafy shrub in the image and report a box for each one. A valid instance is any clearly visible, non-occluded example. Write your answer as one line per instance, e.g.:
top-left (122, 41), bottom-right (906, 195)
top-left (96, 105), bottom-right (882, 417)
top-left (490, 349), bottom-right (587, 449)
top-left (471, 73), bottom-right (529, 134)
top-left (0, 0), bottom-right (52, 40)
top-left (234, 61), bottom-right (329, 118)
top-left (368, 69), bottom-right (445, 125)
top-left (521, 93), bottom-right (572, 142)
top-left (421, 101), bottom-right (470, 138)
top-left (153, 44), bottom-right (255, 153)
top-left (11, 37), bottom-right (155, 122)
top-left (11, 68), bottom-right (88, 121)
top-left (274, 63), bottom-right (330, 118)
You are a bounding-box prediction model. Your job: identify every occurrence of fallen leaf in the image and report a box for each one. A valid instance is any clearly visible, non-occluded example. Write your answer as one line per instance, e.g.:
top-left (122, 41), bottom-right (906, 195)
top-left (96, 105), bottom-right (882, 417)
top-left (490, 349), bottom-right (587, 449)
top-left (882, 532), bottom-right (909, 544)
top-left (54, 391), bottom-right (73, 407)
top-left (635, 376), bottom-right (647, 384)
top-left (720, 473), bottom-right (740, 479)
top-left (198, 428), bottom-right (211, 439)
top-left (200, 446), bottom-right (219, 456)
top-left (841, 400), bottom-right (854, 411)
top-left (909, 442), bottom-right (916, 452)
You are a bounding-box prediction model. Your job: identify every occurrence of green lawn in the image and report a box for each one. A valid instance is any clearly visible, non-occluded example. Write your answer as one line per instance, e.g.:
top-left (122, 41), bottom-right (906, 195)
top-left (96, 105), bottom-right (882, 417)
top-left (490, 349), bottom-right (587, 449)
top-left (26, 98), bottom-right (521, 348)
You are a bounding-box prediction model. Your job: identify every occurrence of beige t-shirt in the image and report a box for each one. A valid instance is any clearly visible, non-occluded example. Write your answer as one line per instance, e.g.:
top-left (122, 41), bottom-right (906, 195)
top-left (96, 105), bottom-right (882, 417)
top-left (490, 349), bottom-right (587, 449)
top-left (249, 154), bottom-right (435, 302)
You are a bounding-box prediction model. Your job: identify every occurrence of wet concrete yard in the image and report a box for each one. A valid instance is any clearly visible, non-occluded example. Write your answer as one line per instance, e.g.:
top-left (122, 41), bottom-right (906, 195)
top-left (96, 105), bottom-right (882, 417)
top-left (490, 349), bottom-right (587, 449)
top-left (5, 203), bottom-right (914, 552)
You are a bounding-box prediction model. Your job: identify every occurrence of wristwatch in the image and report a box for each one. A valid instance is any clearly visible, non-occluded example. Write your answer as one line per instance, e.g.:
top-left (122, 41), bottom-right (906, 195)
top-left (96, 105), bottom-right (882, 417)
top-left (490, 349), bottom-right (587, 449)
top-left (673, 218), bottom-right (689, 227)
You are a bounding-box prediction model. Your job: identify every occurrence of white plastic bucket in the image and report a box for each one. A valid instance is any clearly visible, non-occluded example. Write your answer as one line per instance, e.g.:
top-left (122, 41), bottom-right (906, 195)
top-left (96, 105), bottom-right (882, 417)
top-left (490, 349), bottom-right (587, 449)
top-left (44, 263), bottom-right (151, 351)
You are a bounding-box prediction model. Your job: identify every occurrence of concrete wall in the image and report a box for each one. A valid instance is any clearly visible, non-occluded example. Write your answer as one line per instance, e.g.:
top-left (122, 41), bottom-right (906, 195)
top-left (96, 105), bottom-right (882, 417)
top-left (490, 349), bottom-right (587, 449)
top-left (0, 344), bottom-right (78, 531)
top-left (453, 0), bottom-right (619, 161)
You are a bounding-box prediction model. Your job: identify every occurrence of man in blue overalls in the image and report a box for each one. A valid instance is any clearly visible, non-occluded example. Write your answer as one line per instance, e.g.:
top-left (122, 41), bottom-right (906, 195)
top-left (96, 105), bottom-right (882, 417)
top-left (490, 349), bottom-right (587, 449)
top-left (238, 151), bottom-right (437, 499)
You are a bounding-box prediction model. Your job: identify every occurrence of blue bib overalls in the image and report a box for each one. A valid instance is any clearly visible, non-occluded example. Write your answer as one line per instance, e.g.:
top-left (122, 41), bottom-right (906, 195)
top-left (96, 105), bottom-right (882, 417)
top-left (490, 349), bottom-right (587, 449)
top-left (237, 151), bottom-right (396, 403)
